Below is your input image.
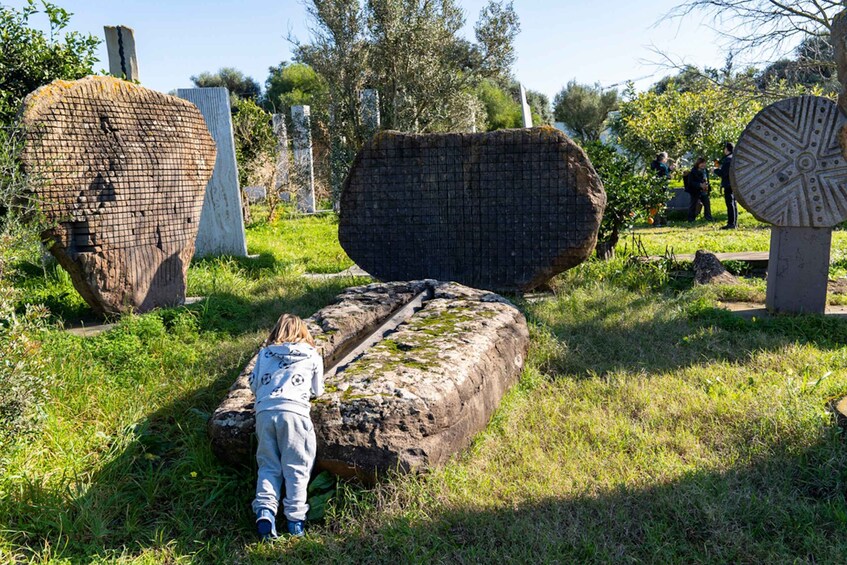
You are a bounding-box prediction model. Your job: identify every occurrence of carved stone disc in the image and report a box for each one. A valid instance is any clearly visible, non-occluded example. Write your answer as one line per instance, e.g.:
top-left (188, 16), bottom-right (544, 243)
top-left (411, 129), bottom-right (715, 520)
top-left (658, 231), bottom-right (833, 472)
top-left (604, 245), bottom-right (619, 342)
top-left (731, 96), bottom-right (847, 227)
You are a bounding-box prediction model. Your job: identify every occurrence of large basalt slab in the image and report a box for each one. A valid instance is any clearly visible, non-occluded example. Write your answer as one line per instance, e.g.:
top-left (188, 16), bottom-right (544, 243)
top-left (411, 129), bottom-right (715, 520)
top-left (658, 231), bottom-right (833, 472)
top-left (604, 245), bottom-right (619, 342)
top-left (20, 76), bottom-right (216, 315)
top-left (338, 127), bottom-right (606, 292)
top-left (208, 281), bottom-right (529, 479)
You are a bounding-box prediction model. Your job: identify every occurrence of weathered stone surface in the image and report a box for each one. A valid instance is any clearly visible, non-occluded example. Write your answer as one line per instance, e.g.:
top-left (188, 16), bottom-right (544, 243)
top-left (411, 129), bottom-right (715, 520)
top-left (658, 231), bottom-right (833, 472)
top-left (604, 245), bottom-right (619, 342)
top-left (731, 96), bottom-right (847, 227)
top-left (176, 87), bottom-right (248, 258)
top-left (766, 226), bottom-right (832, 314)
top-left (243, 186), bottom-right (267, 204)
top-left (291, 105), bottom-right (316, 213)
top-left (208, 280), bottom-right (529, 479)
top-left (20, 76), bottom-right (216, 315)
top-left (338, 127), bottom-right (606, 292)
top-left (834, 396), bottom-right (847, 429)
top-left (693, 250), bottom-right (738, 285)
top-left (104, 26), bottom-right (139, 82)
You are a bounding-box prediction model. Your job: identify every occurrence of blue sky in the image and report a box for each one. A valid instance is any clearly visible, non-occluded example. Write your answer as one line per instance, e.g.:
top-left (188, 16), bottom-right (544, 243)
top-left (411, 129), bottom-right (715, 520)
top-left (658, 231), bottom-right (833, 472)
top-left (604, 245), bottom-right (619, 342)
top-left (5, 0), bottom-right (768, 99)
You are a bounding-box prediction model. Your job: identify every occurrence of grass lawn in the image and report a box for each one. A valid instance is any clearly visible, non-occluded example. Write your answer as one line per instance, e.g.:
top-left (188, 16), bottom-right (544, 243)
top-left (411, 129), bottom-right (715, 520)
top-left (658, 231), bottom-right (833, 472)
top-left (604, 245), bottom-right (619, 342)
top-left (2, 209), bottom-right (847, 563)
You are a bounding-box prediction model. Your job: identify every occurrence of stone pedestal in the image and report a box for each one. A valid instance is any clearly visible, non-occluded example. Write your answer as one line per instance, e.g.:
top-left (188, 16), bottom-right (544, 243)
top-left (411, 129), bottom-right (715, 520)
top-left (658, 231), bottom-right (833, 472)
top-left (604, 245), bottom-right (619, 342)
top-left (104, 26), bottom-right (139, 82)
top-left (291, 105), bottom-right (316, 213)
top-left (272, 113), bottom-right (290, 196)
top-left (766, 226), bottom-right (832, 314)
top-left (176, 87), bottom-right (247, 257)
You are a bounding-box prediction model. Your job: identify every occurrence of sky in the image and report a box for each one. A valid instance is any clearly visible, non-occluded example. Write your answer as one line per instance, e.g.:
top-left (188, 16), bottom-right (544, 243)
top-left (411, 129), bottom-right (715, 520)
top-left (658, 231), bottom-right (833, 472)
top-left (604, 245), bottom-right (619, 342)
top-left (4, 0), bottom-right (765, 100)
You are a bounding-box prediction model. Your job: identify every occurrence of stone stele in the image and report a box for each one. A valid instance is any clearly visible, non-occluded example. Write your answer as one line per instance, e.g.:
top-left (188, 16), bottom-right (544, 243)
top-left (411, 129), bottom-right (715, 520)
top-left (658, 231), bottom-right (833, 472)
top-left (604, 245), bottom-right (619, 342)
top-left (20, 76), bottom-right (217, 315)
top-left (338, 127), bottom-right (606, 292)
top-left (208, 280), bottom-right (530, 480)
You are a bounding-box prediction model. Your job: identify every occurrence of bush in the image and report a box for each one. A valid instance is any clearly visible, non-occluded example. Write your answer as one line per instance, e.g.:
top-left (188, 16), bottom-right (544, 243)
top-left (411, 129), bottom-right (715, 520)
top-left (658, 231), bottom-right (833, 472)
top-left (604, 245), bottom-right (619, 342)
top-left (0, 254), bottom-right (49, 459)
top-left (581, 141), bottom-right (671, 257)
top-left (0, 0), bottom-right (100, 124)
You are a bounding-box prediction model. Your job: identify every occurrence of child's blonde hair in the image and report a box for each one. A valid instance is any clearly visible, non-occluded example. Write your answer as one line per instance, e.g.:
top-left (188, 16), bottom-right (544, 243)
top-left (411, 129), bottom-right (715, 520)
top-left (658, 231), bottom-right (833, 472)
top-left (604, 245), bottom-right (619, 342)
top-left (266, 313), bottom-right (315, 347)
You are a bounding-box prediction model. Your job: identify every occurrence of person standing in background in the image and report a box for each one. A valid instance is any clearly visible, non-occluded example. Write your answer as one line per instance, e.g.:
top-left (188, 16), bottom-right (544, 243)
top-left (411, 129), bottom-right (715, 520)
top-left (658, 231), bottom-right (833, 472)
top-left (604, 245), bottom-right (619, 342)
top-left (651, 151), bottom-right (674, 179)
top-left (686, 157), bottom-right (713, 222)
top-left (713, 142), bottom-right (737, 229)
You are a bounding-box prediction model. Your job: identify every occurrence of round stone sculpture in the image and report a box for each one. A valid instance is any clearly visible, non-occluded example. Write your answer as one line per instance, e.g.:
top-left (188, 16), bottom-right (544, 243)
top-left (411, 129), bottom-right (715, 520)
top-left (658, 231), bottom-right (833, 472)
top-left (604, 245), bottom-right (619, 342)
top-left (20, 76), bottom-right (217, 314)
top-left (208, 280), bottom-right (530, 480)
top-left (731, 95), bottom-right (847, 227)
top-left (338, 127), bottom-right (606, 292)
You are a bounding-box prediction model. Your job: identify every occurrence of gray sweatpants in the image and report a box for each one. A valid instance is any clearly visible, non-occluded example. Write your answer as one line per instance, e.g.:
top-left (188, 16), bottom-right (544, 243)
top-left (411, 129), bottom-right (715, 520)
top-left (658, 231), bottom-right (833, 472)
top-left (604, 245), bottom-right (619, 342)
top-left (252, 410), bottom-right (316, 522)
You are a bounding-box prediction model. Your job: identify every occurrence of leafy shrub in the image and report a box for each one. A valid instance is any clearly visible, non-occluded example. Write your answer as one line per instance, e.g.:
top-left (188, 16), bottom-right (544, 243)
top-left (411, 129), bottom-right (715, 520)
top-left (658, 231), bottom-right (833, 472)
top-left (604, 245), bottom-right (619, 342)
top-left (0, 0), bottom-right (100, 124)
top-left (0, 255), bottom-right (49, 458)
top-left (581, 141), bottom-right (671, 257)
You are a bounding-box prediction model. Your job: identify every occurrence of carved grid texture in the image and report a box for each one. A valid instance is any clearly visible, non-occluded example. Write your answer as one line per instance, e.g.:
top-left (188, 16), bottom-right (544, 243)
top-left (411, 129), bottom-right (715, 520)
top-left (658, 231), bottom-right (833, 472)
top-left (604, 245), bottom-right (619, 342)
top-left (22, 77), bottom-right (216, 254)
top-left (339, 128), bottom-right (605, 292)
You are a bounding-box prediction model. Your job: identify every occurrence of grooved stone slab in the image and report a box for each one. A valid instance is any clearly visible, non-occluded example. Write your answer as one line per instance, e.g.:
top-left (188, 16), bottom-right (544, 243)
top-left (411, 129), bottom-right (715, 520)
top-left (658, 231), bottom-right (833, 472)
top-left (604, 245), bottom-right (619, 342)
top-left (731, 96), bottom-right (847, 227)
top-left (338, 128), bottom-right (606, 292)
top-left (176, 87), bottom-right (247, 258)
top-left (208, 281), bottom-right (530, 479)
top-left (20, 76), bottom-right (216, 315)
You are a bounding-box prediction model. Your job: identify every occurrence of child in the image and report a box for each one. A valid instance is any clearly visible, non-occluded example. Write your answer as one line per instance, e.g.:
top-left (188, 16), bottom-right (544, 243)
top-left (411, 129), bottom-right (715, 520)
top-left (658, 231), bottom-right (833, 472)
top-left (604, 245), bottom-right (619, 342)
top-left (249, 313), bottom-right (324, 540)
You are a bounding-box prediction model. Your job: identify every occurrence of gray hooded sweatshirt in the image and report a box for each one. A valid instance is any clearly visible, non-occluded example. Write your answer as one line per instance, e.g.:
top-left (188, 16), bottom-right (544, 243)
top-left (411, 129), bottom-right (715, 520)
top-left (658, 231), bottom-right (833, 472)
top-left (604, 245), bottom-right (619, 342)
top-left (249, 342), bottom-right (324, 417)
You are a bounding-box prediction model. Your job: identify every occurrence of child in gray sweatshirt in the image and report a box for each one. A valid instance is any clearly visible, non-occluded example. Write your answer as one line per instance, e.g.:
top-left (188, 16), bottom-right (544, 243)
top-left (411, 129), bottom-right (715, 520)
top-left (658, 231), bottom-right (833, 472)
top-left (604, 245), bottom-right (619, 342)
top-left (249, 313), bottom-right (324, 540)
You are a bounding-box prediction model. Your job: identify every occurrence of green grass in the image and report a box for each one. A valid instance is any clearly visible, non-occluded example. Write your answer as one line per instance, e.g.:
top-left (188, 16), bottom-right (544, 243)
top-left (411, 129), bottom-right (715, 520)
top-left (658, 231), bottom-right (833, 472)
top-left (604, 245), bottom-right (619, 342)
top-left (2, 213), bottom-right (847, 563)
top-left (245, 208), bottom-right (353, 274)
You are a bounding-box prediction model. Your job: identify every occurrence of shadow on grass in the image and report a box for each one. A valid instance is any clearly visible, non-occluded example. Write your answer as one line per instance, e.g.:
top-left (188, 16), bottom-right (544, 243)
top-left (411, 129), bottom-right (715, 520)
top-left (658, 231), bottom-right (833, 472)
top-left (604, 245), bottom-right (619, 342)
top-left (11, 374), bottom-right (847, 563)
top-left (3, 279), bottom-right (363, 561)
top-left (276, 429), bottom-right (847, 564)
top-left (526, 290), bottom-right (847, 378)
top-left (11, 250), bottom-right (360, 340)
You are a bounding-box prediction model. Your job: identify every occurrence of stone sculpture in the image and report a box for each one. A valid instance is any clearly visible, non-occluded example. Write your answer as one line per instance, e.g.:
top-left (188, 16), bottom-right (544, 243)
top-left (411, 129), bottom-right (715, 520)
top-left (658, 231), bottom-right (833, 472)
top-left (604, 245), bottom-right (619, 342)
top-left (176, 87), bottom-right (248, 258)
top-left (338, 127), bottom-right (606, 292)
top-left (208, 280), bottom-right (530, 479)
top-left (731, 96), bottom-right (847, 314)
top-left (291, 105), bottom-right (316, 213)
top-left (20, 76), bottom-right (216, 315)
top-left (103, 25), bottom-right (139, 82)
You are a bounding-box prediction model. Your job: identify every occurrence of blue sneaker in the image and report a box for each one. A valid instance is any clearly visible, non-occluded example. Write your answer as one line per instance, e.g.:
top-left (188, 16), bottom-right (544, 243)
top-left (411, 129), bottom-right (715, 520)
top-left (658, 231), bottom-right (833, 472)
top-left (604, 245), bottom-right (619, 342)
top-left (256, 508), bottom-right (278, 541)
top-left (287, 519), bottom-right (305, 537)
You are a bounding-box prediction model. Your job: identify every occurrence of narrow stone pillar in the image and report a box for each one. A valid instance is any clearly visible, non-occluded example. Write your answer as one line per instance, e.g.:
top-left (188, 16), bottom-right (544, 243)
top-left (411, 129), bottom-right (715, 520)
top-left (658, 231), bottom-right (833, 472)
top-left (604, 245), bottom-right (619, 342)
top-left (176, 87), bottom-right (248, 257)
top-left (291, 105), bottom-right (316, 213)
top-left (104, 26), bottom-right (139, 82)
top-left (272, 114), bottom-right (290, 196)
top-left (519, 83), bottom-right (533, 128)
top-left (766, 226), bottom-right (832, 314)
top-left (359, 89), bottom-right (380, 137)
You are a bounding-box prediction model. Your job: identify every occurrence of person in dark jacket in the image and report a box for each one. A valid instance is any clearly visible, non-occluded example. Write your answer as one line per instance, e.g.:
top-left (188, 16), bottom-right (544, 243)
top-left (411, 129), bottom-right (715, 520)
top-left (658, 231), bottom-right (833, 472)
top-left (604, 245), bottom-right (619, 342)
top-left (713, 142), bottom-right (736, 229)
top-left (651, 151), bottom-right (673, 179)
top-left (686, 157), bottom-right (713, 222)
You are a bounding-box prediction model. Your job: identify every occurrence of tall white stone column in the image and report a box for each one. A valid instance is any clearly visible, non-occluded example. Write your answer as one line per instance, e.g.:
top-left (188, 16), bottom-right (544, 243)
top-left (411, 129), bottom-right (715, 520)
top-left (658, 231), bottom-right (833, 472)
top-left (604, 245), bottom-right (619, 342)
top-left (291, 105), bottom-right (316, 213)
top-left (272, 114), bottom-right (290, 196)
top-left (176, 87), bottom-right (247, 257)
top-left (360, 89), bottom-right (380, 137)
top-left (519, 83), bottom-right (533, 128)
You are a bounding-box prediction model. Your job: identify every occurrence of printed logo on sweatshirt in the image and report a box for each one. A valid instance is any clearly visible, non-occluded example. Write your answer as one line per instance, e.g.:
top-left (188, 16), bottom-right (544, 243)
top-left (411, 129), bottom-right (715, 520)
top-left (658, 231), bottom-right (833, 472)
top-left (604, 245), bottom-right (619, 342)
top-left (260, 373), bottom-right (272, 386)
top-left (291, 374), bottom-right (305, 387)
